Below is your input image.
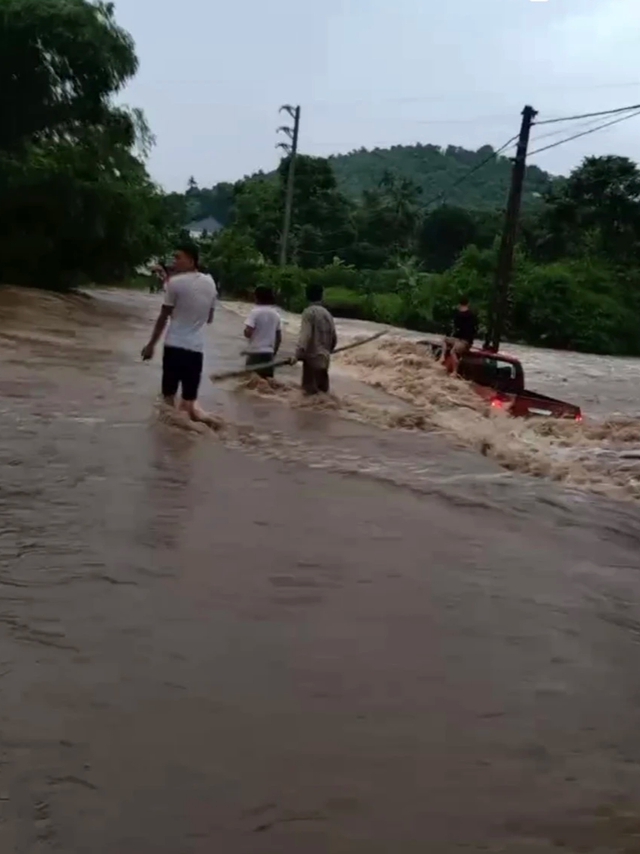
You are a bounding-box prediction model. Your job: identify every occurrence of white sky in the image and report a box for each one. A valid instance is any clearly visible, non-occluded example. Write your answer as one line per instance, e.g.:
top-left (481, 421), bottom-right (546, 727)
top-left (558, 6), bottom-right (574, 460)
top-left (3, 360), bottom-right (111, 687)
top-left (112, 0), bottom-right (640, 191)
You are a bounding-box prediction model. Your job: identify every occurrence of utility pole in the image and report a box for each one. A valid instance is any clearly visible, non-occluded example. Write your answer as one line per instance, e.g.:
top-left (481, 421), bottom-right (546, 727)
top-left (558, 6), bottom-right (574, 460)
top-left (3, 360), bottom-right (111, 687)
top-left (277, 105), bottom-right (301, 266)
top-left (485, 104), bottom-right (537, 352)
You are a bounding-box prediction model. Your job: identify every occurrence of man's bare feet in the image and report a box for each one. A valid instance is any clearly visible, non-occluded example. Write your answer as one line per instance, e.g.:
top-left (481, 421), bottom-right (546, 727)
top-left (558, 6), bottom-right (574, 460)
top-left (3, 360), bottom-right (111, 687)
top-left (179, 401), bottom-right (224, 431)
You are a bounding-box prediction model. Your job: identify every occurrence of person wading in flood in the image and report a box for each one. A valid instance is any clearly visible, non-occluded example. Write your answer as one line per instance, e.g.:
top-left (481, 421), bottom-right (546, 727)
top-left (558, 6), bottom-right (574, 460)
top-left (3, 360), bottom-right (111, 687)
top-left (243, 285), bottom-right (282, 378)
top-left (295, 284), bottom-right (337, 395)
top-left (141, 243), bottom-right (217, 423)
top-left (442, 295), bottom-right (478, 375)
top-left (150, 262), bottom-right (169, 294)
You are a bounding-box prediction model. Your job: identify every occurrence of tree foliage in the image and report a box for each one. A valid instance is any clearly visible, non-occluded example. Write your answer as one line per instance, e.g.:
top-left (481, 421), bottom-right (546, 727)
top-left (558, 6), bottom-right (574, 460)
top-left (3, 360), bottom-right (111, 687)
top-left (0, 0), bottom-right (169, 289)
top-left (529, 155), bottom-right (640, 264)
top-left (0, 0), bottom-right (137, 152)
top-left (329, 143), bottom-right (554, 210)
top-left (170, 140), bottom-right (555, 234)
top-left (180, 179), bottom-right (235, 225)
top-left (200, 151), bottom-right (640, 356)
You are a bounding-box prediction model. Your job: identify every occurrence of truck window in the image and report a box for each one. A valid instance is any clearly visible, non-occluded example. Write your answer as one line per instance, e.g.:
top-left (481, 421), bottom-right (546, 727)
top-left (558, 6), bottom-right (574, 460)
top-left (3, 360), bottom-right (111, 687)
top-left (459, 355), bottom-right (517, 388)
top-left (484, 358), bottom-right (516, 382)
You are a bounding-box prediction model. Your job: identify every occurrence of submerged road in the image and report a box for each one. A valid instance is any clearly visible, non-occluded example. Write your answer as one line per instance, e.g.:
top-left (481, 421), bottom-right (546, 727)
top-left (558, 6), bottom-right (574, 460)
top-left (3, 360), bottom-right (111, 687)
top-left (1, 288), bottom-right (640, 853)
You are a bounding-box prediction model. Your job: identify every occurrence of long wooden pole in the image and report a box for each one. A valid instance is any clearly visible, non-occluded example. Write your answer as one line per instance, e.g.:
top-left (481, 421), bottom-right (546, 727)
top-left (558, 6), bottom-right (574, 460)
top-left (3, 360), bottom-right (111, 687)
top-left (210, 330), bottom-right (387, 383)
top-left (485, 104), bottom-right (537, 352)
top-left (279, 106), bottom-right (301, 267)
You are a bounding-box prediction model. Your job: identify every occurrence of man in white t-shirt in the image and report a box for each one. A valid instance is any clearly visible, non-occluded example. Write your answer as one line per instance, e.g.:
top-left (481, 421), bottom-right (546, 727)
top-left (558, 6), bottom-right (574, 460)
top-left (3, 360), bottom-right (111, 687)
top-left (141, 243), bottom-right (217, 422)
top-left (243, 285), bottom-right (282, 378)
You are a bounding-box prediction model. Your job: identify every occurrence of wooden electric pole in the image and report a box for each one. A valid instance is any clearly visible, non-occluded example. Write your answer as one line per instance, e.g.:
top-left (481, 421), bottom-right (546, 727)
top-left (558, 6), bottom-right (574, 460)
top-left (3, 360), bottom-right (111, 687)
top-left (485, 104), bottom-right (537, 352)
top-left (277, 105), bottom-right (301, 266)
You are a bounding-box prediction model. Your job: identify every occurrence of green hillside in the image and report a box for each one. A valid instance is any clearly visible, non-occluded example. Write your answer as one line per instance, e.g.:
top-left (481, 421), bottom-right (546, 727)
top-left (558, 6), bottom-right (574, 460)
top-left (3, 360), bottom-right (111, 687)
top-left (328, 143), bottom-right (556, 210)
top-left (176, 143), bottom-right (560, 228)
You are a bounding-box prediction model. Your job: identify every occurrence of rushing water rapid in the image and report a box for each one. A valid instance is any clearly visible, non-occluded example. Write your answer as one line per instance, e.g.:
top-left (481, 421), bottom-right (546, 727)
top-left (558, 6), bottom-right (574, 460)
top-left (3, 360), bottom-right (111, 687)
top-left (2, 286), bottom-right (640, 853)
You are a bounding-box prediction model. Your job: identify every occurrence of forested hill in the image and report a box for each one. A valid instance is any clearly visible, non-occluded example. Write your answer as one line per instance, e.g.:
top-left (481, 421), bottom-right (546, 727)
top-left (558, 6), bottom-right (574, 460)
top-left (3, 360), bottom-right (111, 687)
top-left (329, 143), bottom-right (556, 210)
top-left (178, 143), bottom-right (558, 226)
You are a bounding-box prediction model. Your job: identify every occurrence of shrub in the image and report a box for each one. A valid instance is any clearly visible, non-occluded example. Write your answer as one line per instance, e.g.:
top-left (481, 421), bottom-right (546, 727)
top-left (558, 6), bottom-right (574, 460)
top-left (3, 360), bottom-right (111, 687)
top-left (323, 287), bottom-right (366, 318)
top-left (371, 292), bottom-right (405, 325)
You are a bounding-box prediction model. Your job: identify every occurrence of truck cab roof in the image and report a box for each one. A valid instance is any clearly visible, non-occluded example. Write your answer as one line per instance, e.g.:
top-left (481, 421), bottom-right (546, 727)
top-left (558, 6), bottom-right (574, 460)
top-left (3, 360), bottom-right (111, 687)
top-left (467, 347), bottom-right (521, 366)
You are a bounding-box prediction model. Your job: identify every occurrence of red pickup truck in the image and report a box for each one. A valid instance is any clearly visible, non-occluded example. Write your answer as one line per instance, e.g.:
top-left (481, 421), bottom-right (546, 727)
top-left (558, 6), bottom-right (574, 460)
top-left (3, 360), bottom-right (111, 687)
top-left (423, 343), bottom-right (583, 421)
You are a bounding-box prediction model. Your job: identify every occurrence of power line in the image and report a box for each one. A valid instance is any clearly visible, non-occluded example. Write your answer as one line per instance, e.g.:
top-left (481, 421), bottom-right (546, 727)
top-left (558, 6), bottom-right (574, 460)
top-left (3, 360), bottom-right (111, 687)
top-left (421, 134), bottom-right (518, 209)
top-left (303, 113), bottom-right (518, 128)
top-left (536, 103), bottom-right (640, 126)
top-left (308, 80), bottom-right (640, 110)
top-left (304, 105), bottom-right (637, 153)
top-left (530, 114), bottom-right (617, 145)
top-left (299, 135), bottom-right (520, 257)
top-left (277, 101), bottom-right (640, 258)
top-left (304, 104), bottom-right (640, 173)
top-left (528, 108), bottom-right (640, 157)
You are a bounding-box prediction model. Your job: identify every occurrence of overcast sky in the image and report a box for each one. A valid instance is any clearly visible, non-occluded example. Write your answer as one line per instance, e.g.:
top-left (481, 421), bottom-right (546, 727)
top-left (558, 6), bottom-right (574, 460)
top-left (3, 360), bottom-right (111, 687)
top-left (113, 0), bottom-right (640, 191)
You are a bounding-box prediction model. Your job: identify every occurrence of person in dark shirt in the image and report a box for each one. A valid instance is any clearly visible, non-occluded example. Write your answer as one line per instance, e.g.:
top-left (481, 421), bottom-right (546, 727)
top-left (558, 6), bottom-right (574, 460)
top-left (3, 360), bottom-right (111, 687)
top-left (442, 295), bottom-right (478, 374)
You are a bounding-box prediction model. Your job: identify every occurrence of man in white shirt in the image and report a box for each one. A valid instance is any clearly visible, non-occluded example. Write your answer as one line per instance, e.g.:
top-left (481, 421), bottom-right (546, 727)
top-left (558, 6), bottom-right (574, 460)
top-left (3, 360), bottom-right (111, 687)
top-left (141, 243), bottom-right (217, 422)
top-left (243, 285), bottom-right (282, 378)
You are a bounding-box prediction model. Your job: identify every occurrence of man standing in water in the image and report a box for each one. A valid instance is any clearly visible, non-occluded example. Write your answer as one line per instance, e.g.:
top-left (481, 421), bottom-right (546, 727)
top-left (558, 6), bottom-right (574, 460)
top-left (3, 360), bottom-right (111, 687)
top-left (296, 284), bottom-right (337, 395)
top-left (243, 285), bottom-right (282, 378)
top-left (442, 295), bottom-right (478, 374)
top-left (141, 243), bottom-right (217, 422)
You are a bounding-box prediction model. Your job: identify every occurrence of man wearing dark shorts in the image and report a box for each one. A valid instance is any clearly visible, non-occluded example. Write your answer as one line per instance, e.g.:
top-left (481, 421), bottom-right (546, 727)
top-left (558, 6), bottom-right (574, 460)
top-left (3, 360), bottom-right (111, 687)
top-left (141, 243), bottom-right (217, 422)
top-left (243, 285), bottom-right (282, 378)
top-left (443, 295), bottom-right (478, 374)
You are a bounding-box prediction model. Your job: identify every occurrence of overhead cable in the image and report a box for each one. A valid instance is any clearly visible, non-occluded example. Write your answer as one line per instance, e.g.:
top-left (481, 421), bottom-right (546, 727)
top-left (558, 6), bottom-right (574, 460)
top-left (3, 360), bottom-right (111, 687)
top-left (421, 134), bottom-right (519, 209)
top-left (535, 103), bottom-right (640, 126)
top-left (529, 108), bottom-right (640, 157)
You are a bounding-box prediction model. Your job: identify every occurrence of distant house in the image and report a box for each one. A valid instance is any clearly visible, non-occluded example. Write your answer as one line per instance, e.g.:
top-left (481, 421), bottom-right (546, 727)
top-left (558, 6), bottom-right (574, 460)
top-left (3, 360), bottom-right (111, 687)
top-left (185, 216), bottom-right (223, 239)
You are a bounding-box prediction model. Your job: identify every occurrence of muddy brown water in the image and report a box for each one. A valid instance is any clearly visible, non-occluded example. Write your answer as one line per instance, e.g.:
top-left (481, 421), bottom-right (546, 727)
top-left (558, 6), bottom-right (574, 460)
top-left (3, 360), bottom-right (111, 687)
top-left (2, 286), bottom-right (640, 853)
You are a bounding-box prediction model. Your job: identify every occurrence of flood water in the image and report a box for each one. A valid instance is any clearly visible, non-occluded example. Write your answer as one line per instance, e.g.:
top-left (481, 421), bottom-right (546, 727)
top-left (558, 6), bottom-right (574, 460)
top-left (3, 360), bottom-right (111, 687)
top-left (2, 286), bottom-right (640, 853)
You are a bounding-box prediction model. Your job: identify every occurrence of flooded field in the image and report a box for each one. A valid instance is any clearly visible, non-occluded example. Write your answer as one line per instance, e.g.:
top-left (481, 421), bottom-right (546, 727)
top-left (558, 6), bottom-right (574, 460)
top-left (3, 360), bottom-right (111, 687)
top-left (2, 286), bottom-right (640, 853)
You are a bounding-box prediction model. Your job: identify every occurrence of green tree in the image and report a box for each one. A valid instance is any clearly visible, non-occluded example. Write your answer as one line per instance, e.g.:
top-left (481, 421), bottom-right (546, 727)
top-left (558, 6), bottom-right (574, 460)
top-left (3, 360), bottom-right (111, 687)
top-left (329, 143), bottom-right (553, 211)
top-left (172, 142), bottom-right (640, 356)
top-left (0, 0), bottom-right (167, 289)
top-left (0, 0), bottom-right (138, 154)
top-left (418, 206), bottom-right (477, 272)
top-left (0, 124), bottom-right (167, 288)
top-left (280, 155), bottom-right (356, 267)
top-left (511, 258), bottom-right (635, 354)
top-left (231, 175), bottom-right (282, 262)
top-left (190, 182), bottom-right (235, 225)
top-left (352, 171), bottom-right (422, 268)
top-left (532, 156), bottom-right (640, 263)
